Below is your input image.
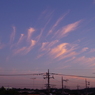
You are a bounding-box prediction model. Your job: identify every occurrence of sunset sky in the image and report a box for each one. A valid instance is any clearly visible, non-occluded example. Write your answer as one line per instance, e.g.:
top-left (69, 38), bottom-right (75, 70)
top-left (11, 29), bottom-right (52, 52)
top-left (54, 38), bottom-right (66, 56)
top-left (0, 0), bottom-right (95, 89)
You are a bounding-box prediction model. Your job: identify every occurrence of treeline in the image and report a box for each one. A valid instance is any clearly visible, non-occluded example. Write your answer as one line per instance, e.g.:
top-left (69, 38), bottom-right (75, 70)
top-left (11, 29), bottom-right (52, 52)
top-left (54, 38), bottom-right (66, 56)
top-left (0, 86), bottom-right (95, 95)
top-left (0, 86), bottom-right (19, 95)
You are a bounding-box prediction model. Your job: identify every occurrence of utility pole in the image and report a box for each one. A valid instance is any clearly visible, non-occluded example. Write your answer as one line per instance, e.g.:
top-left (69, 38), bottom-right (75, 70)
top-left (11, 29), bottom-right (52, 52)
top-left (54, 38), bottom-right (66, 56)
top-left (43, 69), bottom-right (54, 95)
top-left (85, 79), bottom-right (90, 95)
top-left (47, 69), bottom-right (50, 95)
top-left (62, 77), bottom-right (63, 93)
top-left (61, 77), bottom-right (68, 94)
top-left (85, 79), bottom-right (90, 88)
top-left (85, 79), bottom-right (87, 89)
top-left (85, 79), bottom-right (87, 95)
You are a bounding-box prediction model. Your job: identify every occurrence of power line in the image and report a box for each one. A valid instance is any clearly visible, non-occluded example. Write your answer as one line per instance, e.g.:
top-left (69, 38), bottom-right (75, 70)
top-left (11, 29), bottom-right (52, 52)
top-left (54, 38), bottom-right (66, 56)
top-left (50, 73), bottom-right (95, 78)
top-left (0, 71), bottom-right (95, 79)
top-left (0, 73), bottom-right (44, 76)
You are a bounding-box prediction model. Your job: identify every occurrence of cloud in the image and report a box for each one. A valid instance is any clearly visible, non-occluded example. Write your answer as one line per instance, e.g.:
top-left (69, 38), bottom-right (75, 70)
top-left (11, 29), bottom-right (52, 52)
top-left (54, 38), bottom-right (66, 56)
top-left (36, 18), bottom-right (51, 42)
top-left (13, 40), bottom-right (36, 55)
top-left (47, 15), bottom-right (65, 35)
top-left (48, 42), bottom-right (77, 60)
top-left (73, 56), bottom-right (95, 68)
top-left (9, 33), bottom-right (25, 50)
top-left (90, 48), bottom-right (95, 52)
top-left (40, 42), bottom-right (49, 51)
top-left (25, 40), bottom-right (36, 54)
top-left (38, 41), bottom-right (78, 61)
top-left (40, 40), bottom-right (59, 51)
top-left (49, 43), bottom-right (68, 58)
top-left (81, 47), bottom-right (89, 52)
top-left (47, 40), bottom-right (59, 48)
top-left (27, 27), bottom-right (35, 41)
top-left (47, 11), bottom-right (70, 36)
top-left (59, 51), bottom-right (77, 61)
top-left (36, 53), bottom-right (44, 59)
top-left (17, 34), bottom-right (24, 45)
top-left (54, 20), bottom-right (81, 39)
top-left (56, 65), bottom-right (70, 70)
top-left (36, 29), bottom-right (43, 42)
top-left (37, 40), bottom-right (59, 59)
top-left (9, 26), bottom-right (16, 44)
top-left (14, 47), bottom-right (27, 55)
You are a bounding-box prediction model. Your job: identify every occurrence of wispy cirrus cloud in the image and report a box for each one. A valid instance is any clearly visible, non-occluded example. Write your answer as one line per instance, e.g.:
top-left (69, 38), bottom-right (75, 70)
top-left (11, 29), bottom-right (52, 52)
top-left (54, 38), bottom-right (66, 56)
top-left (36, 17), bottom-right (51, 42)
top-left (59, 51), bottom-right (77, 61)
top-left (40, 42), bottom-right (49, 51)
top-left (6, 26), bottom-right (37, 57)
top-left (14, 47), bottom-right (26, 55)
top-left (47, 14), bottom-right (66, 35)
top-left (40, 40), bottom-right (59, 51)
top-left (49, 43), bottom-right (68, 58)
top-left (5, 14), bottom-right (82, 63)
top-left (13, 39), bottom-right (36, 55)
top-left (81, 47), bottom-right (89, 52)
top-left (36, 53), bottom-right (44, 59)
top-left (53, 20), bottom-right (81, 39)
top-left (24, 40), bottom-right (36, 54)
top-left (90, 48), bottom-right (95, 52)
top-left (73, 56), bottom-right (95, 68)
top-left (27, 27), bottom-right (35, 42)
top-left (9, 26), bottom-right (16, 44)
top-left (37, 40), bottom-right (59, 59)
top-left (17, 34), bottom-right (24, 45)
top-left (49, 43), bottom-right (77, 60)
top-left (37, 40), bottom-right (78, 61)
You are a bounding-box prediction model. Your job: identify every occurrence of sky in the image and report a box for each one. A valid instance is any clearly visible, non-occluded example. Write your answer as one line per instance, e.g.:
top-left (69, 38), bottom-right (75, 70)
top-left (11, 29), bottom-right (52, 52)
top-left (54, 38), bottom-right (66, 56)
top-left (0, 0), bottom-right (95, 89)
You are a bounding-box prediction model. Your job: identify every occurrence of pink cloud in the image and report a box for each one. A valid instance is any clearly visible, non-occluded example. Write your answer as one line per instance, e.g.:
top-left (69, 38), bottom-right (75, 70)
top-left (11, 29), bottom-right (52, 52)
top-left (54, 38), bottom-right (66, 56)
top-left (36, 17), bottom-right (52, 42)
top-left (90, 48), bottom-right (95, 52)
top-left (55, 20), bottom-right (81, 39)
top-left (39, 41), bottom-right (77, 61)
top-left (48, 16), bottom-right (64, 35)
top-left (47, 14), bottom-right (67, 36)
top-left (40, 42), bottom-right (49, 51)
top-left (56, 65), bottom-right (70, 70)
top-left (23, 40), bottom-right (36, 54)
top-left (47, 40), bottom-right (59, 48)
top-left (27, 27), bottom-right (35, 41)
top-left (36, 53), bottom-right (45, 59)
top-left (49, 43), bottom-right (68, 58)
top-left (36, 29), bottom-right (43, 42)
top-left (17, 34), bottom-right (24, 45)
top-left (73, 56), bottom-right (95, 68)
top-left (14, 47), bottom-right (26, 55)
top-left (37, 40), bottom-right (59, 59)
top-left (59, 51), bottom-right (77, 60)
top-left (46, 42), bottom-right (78, 61)
top-left (40, 40), bottom-right (59, 52)
top-left (13, 40), bottom-right (36, 55)
top-left (81, 47), bottom-right (89, 52)
top-left (9, 26), bottom-right (16, 44)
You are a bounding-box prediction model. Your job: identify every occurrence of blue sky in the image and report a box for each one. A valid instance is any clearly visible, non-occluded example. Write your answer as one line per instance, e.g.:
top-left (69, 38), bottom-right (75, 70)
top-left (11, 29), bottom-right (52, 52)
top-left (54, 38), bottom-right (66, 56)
top-left (0, 0), bottom-right (95, 89)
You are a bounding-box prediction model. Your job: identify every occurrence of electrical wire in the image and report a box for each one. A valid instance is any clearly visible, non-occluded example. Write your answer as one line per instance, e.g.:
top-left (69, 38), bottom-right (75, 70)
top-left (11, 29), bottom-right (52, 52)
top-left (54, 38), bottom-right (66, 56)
top-left (51, 73), bottom-right (95, 78)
